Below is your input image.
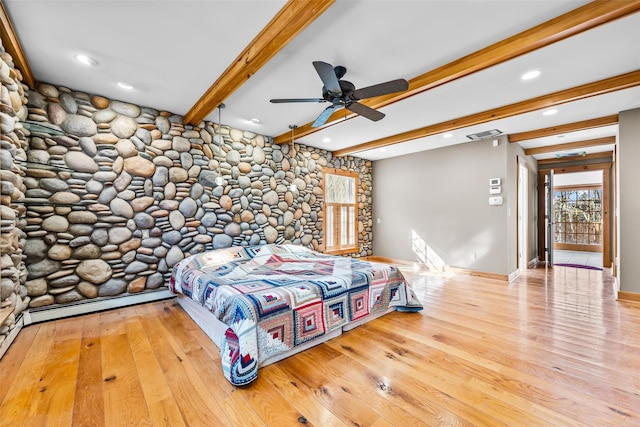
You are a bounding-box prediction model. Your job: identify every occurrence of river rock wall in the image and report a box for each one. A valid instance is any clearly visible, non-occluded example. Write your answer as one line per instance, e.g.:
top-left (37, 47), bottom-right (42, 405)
top-left (21, 82), bottom-right (373, 308)
top-left (0, 40), bottom-right (29, 346)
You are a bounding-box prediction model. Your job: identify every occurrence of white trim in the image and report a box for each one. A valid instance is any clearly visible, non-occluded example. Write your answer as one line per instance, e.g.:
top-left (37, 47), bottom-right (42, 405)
top-left (0, 314), bottom-right (24, 359)
top-left (508, 269), bottom-right (521, 283)
top-left (26, 289), bottom-right (173, 325)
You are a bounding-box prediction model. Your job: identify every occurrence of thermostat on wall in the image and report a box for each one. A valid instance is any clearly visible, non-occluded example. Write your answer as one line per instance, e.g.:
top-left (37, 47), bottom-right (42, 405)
top-left (489, 178), bottom-right (501, 186)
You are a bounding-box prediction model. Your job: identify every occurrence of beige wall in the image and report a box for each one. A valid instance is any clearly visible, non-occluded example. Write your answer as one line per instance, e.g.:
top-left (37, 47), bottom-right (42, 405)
top-left (618, 107), bottom-right (640, 294)
top-left (372, 135), bottom-right (537, 276)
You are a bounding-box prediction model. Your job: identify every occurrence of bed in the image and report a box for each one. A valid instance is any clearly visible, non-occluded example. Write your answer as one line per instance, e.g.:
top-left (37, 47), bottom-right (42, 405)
top-left (169, 244), bottom-right (422, 385)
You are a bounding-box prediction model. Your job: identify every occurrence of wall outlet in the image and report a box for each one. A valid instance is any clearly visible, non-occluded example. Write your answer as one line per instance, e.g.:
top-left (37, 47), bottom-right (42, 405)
top-left (377, 218), bottom-right (381, 224)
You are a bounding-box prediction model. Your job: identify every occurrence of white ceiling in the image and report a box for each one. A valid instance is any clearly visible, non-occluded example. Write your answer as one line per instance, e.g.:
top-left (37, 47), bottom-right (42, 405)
top-left (5, 0), bottom-right (640, 161)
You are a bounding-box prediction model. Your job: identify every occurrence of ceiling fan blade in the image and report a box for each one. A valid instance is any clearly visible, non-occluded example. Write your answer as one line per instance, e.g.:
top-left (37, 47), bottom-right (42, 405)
top-left (313, 61), bottom-right (342, 96)
top-left (352, 79), bottom-right (409, 100)
top-left (270, 98), bottom-right (326, 103)
top-left (312, 105), bottom-right (341, 128)
top-left (346, 102), bottom-right (385, 122)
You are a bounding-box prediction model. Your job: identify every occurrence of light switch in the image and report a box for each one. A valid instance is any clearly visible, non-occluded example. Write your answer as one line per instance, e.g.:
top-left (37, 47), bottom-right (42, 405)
top-left (489, 196), bottom-right (503, 206)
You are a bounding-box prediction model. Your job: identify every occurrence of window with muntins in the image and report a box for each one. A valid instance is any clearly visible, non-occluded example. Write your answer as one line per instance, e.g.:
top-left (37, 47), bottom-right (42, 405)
top-left (323, 168), bottom-right (358, 254)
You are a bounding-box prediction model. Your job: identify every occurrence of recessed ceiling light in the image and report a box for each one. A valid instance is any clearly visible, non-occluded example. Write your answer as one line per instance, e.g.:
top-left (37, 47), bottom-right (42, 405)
top-left (379, 148), bottom-right (387, 152)
top-left (557, 134), bottom-right (566, 138)
top-left (117, 81), bottom-right (134, 90)
top-left (521, 70), bottom-right (541, 81)
top-left (322, 137), bottom-right (331, 143)
top-left (443, 133), bottom-right (453, 138)
top-left (249, 118), bottom-right (260, 125)
top-left (542, 109), bottom-right (558, 116)
top-left (75, 54), bottom-right (97, 66)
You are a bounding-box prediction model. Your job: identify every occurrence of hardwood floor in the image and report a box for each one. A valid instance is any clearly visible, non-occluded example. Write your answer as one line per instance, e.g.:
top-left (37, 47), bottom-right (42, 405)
top-left (1, 265), bottom-right (639, 426)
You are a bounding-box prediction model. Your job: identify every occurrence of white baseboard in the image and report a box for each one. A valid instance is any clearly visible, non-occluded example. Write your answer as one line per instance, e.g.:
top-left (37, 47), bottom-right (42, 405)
top-left (0, 314), bottom-right (24, 359)
top-left (25, 289), bottom-right (173, 325)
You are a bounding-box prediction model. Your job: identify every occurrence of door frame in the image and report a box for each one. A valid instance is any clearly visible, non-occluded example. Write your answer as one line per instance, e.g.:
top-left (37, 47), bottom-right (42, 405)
top-left (537, 162), bottom-right (612, 268)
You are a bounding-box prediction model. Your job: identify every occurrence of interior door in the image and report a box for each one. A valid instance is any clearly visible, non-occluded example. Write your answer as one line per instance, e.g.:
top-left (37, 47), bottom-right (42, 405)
top-left (546, 170), bottom-right (554, 266)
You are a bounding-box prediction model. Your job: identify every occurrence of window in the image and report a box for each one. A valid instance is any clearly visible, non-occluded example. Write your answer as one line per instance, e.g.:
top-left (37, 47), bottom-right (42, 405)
top-left (553, 185), bottom-right (603, 248)
top-left (323, 168), bottom-right (358, 254)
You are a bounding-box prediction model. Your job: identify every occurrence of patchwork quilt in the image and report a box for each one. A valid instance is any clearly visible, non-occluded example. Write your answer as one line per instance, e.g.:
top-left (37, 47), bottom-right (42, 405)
top-left (170, 244), bottom-right (422, 385)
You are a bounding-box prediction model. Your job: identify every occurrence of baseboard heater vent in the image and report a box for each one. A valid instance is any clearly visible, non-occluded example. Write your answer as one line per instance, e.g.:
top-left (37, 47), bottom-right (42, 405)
top-left (24, 288), bottom-right (173, 326)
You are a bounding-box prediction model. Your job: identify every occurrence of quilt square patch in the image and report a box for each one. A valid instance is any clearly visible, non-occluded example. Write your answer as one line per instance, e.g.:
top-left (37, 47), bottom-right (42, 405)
top-left (294, 300), bottom-right (325, 345)
top-left (257, 311), bottom-right (294, 351)
top-left (369, 282), bottom-right (390, 313)
top-left (323, 294), bottom-right (348, 330)
top-left (246, 287), bottom-right (291, 320)
top-left (349, 288), bottom-right (370, 321)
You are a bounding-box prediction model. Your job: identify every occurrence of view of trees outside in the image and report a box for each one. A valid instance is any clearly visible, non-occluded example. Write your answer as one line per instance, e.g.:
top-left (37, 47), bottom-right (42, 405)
top-left (554, 186), bottom-right (603, 245)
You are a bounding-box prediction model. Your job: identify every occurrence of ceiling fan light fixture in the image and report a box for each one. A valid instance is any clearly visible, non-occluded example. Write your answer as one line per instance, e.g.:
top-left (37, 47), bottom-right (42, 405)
top-left (466, 129), bottom-right (502, 141)
top-left (521, 70), bottom-right (541, 81)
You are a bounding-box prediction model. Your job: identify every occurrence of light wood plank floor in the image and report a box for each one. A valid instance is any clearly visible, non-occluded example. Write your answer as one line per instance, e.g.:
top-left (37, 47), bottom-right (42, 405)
top-left (1, 265), bottom-right (639, 426)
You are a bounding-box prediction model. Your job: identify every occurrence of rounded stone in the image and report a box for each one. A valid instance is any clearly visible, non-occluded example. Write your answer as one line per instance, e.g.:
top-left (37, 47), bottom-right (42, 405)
top-left (108, 227), bottom-right (132, 245)
top-left (77, 281), bottom-right (98, 298)
top-left (64, 151), bottom-right (98, 173)
top-left (146, 273), bottom-right (165, 290)
top-left (111, 115), bottom-right (137, 138)
top-left (169, 210), bottom-right (185, 230)
top-left (264, 225), bottom-right (278, 244)
top-left (72, 244), bottom-right (101, 259)
top-left (27, 259), bottom-right (61, 279)
top-left (93, 109), bottom-right (116, 123)
top-left (25, 278), bottom-right (47, 297)
top-left (48, 244), bottom-right (72, 261)
top-left (213, 234), bottom-right (233, 249)
top-left (61, 114), bottom-right (97, 137)
top-left (253, 146), bottom-right (266, 164)
top-left (162, 231), bottom-right (182, 245)
top-left (131, 196), bottom-right (155, 212)
top-left (224, 223), bottom-right (242, 237)
top-left (30, 295), bottom-right (55, 308)
top-left (85, 180), bottom-right (103, 194)
top-left (124, 261), bottom-right (148, 274)
top-left (169, 167), bottom-right (188, 183)
top-left (76, 259), bottom-right (113, 285)
top-left (68, 211), bottom-right (98, 224)
top-left (179, 198), bottom-right (197, 218)
top-left (42, 215), bottom-right (69, 232)
top-left (98, 279), bottom-right (128, 296)
top-left (110, 198), bottom-right (134, 218)
top-left (134, 212), bottom-right (155, 229)
top-left (91, 228), bottom-right (108, 246)
top-left (226, 150), bottom-right (240, 166)
top-left (263, 191), bottom-right (279, 206)
top-left (110, 100), bottom-right (140, 118)
top-left (91, 95), bottom-right (110, 109)
top-left (39, 178), bottom-right (68, 193)
top-left (172, 137), bottom-right (191, 152)
top-left (219, 195), bottom-right (232, 211)
top-left (165, 246), bottom-right (184, 267)
top-left (50, 191), bottom-right (81, 204)
top-left (115, 138), bottom-right (138, 158)
top-left (201, 212), bottom-right (217, 227)
top-left (124, 156), bottom-right (155, 177)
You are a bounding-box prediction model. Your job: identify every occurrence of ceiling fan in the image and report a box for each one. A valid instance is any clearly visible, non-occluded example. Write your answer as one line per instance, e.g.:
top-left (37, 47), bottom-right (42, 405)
top-left (270, 61), bottom-right (409, 128)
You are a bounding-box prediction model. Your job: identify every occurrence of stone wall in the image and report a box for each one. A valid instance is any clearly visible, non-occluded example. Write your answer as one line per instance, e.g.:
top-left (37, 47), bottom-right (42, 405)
top-left (0, 40), bottom-right (29, 346)
top-left (20, 82), bottom-right (373, 309)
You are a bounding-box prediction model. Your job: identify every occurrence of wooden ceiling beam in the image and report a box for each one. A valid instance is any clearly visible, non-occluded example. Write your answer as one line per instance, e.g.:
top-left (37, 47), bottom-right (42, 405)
top-left (0, 0), bottom-right (35, 89)
top-left (524, 135), bottom-right (615, 155)
top-left (509, 114), bottom-right (618, 142)
top-left (537, 151), bottom-right (613, 166)
top-left (273, 0), bottom-right (640, 144)
top-left (334, 70), bottom-right (640, 157)
top-left (184, 0), bottom-right (335, 126)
